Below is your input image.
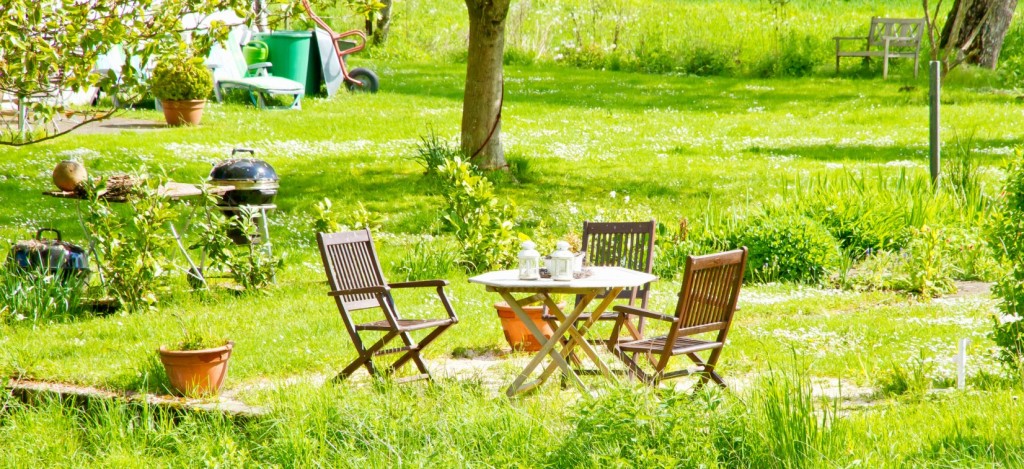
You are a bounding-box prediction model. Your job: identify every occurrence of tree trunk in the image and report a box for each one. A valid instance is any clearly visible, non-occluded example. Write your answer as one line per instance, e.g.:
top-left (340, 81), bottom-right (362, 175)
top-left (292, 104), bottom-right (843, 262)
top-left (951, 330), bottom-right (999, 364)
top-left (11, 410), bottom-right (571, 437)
top-left (372, 0), bottom-right (393, 45)
top-left (940, 0), bottom-right (1018, 69)
top-left (462, 0), bottom-right (511, 170)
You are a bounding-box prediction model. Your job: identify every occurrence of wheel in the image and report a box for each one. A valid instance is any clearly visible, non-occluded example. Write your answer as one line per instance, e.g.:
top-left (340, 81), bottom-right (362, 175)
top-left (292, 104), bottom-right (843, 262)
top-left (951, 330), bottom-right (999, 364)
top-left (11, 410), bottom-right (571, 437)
top-left (346, 68), bottom-right (379, 93)
top-left (186, 267), bottom-right (205, 290)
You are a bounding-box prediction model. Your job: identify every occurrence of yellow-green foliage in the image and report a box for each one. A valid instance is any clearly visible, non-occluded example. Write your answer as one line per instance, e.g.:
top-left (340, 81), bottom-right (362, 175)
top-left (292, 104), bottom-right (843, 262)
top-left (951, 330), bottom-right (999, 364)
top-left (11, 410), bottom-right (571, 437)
top-left (150, 56), bottom-right (214, 101)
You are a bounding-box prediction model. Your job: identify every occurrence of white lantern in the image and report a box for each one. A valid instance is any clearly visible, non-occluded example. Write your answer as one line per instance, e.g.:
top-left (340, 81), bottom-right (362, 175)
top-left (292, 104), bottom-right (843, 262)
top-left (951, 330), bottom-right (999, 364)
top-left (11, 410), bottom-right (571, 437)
top-left (549, 241), bottom-right (575, 281)
top-left (518, 241), bottom-right (541, 280)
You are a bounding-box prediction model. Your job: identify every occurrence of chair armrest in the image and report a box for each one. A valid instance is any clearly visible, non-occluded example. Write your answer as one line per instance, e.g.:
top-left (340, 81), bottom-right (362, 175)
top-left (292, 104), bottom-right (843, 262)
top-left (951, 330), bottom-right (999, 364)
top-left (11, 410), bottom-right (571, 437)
top-left (328, 285), bottom-right (389, 297)
top-left (247, 62), bottom-right (272, 71)
top-left (612, 305), bottom-right (675, 322)
top-left (833, 36), bottom-right (867, 41)
top-left (389, 280), bottom-right (449, 289)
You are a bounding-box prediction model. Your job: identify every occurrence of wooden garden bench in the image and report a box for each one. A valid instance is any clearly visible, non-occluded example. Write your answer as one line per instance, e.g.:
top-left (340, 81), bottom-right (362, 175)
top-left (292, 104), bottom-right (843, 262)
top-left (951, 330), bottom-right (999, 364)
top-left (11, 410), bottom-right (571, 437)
top-left (835, 17), bottom-right (926, 79)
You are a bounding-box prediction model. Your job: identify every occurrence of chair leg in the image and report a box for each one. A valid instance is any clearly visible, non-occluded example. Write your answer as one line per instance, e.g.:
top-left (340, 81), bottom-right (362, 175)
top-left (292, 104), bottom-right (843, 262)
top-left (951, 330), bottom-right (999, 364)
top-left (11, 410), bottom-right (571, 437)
top-left (688, 351), bottom-right (727, 389)
top-left (389, 324), bottom-right (452, 378)
top-left (615, 346), bottom-right (653, 385)
top-left (335, 331), bottom-right (398, 382)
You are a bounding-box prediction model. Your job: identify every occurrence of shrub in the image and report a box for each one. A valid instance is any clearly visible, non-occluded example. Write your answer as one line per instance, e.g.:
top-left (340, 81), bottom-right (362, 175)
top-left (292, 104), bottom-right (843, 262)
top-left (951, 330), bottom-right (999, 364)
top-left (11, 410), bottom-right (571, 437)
top-left (191, 202), bottom-right (281, 292)
top-left (436, 157), bottom-right (518, 273)
top-left (727, 213), bottom-right (841, 283)
top-left (892, 226), bottom-right (956, 297)
top-left (150, 56), bottom-right (214, 101)
top-left (653, 218), bottom-right (716, 279)
top-left (683, 45), bottom-right (734, 76)
top-left (751, 34), bottom-right (818, 78)
top-left (81, 175), bottom-right (176, 312)
top-left (989, 149), bottom-right (1024, 373)
top-left (944, 226), bottom-right (1004, 282)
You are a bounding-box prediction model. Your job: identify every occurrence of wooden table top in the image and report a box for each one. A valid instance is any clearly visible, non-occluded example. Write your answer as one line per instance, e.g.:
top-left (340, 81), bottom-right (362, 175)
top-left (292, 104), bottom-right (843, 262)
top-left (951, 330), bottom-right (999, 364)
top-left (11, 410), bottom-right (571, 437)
top-left (469, 266), bottom-right (657, 292)
top-left (43, 182), bottom-right (234, 202)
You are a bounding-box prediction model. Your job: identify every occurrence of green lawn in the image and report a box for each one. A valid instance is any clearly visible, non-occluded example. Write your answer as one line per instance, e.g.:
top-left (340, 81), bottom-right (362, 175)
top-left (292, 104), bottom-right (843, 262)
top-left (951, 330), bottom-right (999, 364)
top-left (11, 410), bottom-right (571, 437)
top-left (2, 61), bottom-right (1023, 466)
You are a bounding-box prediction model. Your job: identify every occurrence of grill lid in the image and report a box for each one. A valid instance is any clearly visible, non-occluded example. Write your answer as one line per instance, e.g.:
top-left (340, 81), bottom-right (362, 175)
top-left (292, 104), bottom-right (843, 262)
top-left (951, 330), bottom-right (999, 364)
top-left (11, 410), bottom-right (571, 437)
top-left (209, 158), bottom-right (279, 182)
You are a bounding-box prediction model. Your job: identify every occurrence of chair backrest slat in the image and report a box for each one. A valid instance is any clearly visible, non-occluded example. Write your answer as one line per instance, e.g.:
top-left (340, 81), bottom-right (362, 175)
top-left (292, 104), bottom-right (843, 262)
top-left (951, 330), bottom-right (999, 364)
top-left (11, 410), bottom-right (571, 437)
top-left (317, 229), bottom-right (388, 311)
top-left (580, 220), bottom-right (656, 306)
top-left (675, 248), bottom-right (747, 330)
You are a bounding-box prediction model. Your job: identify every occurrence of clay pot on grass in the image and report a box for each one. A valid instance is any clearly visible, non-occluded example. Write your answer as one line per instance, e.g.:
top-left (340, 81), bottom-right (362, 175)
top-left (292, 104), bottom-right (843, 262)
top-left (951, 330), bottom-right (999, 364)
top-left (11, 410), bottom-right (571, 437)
top-left (149, 55), bottom-right (213, 127)
top-left (158, 341), bottom-right (233, 396)
top-left (494, 302), bottom-right (563, 352)
top-left (160, 99), bottom-right (206, 126)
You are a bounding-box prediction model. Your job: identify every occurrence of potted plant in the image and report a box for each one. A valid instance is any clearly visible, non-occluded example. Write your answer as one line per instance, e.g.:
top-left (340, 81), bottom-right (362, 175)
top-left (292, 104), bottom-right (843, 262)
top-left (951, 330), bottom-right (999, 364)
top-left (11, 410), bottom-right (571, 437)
top-left (158, 315), bottom-right (233, 397)
top-left (150, 55), bottom-right (213, 126)
top-left (494, 301), bottom-right (565, 352)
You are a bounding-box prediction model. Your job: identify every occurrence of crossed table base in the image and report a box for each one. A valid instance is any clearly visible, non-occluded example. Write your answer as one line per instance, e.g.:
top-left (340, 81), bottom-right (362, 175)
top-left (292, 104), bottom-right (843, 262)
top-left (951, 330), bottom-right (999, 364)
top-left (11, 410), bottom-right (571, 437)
top-left (469, 267), bottom-right (658, 397)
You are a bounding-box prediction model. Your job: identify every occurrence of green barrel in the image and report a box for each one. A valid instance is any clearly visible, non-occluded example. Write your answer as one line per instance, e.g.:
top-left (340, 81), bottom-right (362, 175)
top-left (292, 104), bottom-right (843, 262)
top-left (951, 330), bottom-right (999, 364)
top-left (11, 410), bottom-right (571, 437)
top-left (255, 31), bottom-right (313, 93)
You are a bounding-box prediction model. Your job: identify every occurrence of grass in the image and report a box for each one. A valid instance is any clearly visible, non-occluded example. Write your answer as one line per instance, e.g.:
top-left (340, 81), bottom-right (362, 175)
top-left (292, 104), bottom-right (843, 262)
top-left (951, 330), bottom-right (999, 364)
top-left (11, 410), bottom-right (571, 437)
top-left (1, 21), bottom-right (1024, 465)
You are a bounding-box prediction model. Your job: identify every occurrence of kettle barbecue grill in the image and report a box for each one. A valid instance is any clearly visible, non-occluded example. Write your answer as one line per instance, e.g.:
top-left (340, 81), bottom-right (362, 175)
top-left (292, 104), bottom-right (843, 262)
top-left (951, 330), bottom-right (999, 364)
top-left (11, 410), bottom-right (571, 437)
top-left (208, 148), bottom-right (278, 245)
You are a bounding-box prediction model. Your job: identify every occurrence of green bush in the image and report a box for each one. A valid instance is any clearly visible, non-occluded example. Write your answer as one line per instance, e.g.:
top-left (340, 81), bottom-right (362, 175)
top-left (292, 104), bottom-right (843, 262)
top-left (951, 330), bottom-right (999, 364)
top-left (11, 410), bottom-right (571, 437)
top-left (81, 175), bottom-right (176, 313)
top-left (751, 34), bottom-right (818, 78)
top-left (989, 149), bottom-right (1024, 373)
top-left (683, 45), bottom-right (734, 76)
top-left (727, 213), bottom-right (841, 283)
top-left (436, 157), bottom-right (519, 273)
top-left (150, 56), bottom-right (214, 101)
top-left (893, 226), bottom-right (956, 297)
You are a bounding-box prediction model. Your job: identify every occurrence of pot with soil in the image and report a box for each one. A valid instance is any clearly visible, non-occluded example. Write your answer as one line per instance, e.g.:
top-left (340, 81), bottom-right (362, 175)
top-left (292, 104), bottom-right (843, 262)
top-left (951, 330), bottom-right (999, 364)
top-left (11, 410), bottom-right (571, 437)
top-left (158, 341), bottom-right (234, 397)
top-left (158, 317), bottom-right (233, 396)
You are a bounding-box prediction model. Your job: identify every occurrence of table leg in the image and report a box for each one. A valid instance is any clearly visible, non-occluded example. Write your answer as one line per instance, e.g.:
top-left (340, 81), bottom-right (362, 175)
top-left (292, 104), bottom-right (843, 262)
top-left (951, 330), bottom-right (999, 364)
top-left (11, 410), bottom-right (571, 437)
top-left (259, 207), bottom-right (275, 283)
top-left (167, 221), bottom-right (206, 288)
top-left (539, 288), bottom-right (622, 382)
top-left (74, 200), bottom-right (105, 286)
top-left (499, 290), bottom-right (587, 397)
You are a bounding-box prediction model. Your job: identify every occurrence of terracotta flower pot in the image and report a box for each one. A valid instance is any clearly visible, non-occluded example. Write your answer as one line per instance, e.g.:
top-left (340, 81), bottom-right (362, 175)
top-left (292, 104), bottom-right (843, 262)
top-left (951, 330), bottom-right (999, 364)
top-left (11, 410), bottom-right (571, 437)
top-left (158, 341), bottom-right (233, 396)
top-left (160, 99), bottom-right (206, 126)
top-left (494, 302), bottom-right (563, 352)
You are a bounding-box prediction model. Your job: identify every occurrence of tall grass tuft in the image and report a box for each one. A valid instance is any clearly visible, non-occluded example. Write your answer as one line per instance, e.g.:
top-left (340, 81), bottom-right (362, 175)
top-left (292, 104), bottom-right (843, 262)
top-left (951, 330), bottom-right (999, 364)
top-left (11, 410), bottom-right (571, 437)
top-left (0, 267), bottom-right (88, 326)
top-left (720, 367), bottom-right (849, 467)
top-left (943, 132), bottom-right (989, 219)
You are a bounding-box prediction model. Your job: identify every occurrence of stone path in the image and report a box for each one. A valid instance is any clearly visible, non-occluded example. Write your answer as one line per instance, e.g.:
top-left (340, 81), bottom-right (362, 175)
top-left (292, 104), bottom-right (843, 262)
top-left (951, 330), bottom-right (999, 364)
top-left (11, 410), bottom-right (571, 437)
top-left (71, 116), bottom-right (166, 135)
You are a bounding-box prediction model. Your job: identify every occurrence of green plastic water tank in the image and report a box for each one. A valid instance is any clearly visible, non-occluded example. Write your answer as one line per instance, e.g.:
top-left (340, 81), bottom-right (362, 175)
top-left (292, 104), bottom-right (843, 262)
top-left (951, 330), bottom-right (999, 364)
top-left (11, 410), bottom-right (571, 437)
top-left (256, 31), bottom-right (313, 93)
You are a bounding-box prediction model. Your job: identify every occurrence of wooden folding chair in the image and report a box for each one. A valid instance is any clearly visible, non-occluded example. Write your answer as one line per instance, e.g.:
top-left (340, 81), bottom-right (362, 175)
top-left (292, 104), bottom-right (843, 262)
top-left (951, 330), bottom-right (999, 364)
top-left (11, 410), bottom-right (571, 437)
top-left (610, 247), bottom-right (747, 388)
top-left (543, 220), bottom-right (656, 345)
top-left (316, 229), bottom-right (458, 383)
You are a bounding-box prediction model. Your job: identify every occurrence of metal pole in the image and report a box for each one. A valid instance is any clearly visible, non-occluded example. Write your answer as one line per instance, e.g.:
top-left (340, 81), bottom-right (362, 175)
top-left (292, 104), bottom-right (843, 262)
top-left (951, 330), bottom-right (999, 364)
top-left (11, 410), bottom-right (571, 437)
top-left (929, 60), bottom-right (941, 186)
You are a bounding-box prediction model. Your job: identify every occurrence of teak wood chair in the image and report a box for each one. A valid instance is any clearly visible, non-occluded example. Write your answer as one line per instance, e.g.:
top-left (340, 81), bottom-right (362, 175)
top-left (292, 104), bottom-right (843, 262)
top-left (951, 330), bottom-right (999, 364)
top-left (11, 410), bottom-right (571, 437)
top-left (610, 247), bottom-right (747, 388)
top-left (543, 220), bottom-right (656, 345)
top-left (316, 229), bottom-right (458, 383)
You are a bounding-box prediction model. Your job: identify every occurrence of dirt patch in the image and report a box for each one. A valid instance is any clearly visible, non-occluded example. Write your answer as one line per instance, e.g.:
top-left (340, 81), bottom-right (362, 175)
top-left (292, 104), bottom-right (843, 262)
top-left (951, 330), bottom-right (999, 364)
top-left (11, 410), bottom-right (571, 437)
top-left (950, 281), bottom-right (993, 299)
